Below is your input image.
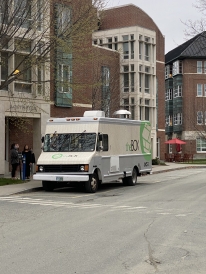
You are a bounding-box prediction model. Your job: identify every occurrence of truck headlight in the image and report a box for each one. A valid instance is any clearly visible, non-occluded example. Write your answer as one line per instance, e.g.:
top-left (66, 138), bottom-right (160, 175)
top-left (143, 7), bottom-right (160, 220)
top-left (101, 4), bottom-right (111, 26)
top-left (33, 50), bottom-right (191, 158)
top-left (80, 165), bottom-right (89, 172)
top-left (39, 166), bottom-right (44, 172)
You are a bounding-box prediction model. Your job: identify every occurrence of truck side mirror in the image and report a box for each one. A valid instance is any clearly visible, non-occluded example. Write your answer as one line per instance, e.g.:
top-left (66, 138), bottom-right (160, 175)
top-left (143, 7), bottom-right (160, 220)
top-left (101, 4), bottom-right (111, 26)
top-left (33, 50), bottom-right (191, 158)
top-left (41, 136), bottom-right (44, 143)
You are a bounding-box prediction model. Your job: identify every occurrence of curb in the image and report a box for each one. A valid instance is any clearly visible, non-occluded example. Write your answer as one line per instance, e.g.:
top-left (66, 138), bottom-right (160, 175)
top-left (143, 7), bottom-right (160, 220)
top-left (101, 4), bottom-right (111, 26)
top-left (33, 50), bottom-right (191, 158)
top-left (152, 165), bottom-right (206, 174)
top-left (10, 187), bottom-right (43, 196)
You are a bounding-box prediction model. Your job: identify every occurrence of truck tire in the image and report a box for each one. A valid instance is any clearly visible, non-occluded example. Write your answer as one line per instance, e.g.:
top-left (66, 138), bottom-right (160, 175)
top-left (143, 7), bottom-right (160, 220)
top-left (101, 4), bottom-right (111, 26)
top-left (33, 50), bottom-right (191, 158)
top-left (123, 168), bottom-right (137, 186)
top-left (42, 181), bottom-right (54, 191)
top-left (85, 173), bottom-right (98, 193)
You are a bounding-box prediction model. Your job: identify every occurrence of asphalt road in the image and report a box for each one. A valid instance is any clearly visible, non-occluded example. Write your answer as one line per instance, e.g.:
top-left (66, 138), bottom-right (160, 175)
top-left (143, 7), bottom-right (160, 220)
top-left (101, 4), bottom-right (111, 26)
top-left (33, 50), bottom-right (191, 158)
top-left (0, 169), bottom-right (206, 274)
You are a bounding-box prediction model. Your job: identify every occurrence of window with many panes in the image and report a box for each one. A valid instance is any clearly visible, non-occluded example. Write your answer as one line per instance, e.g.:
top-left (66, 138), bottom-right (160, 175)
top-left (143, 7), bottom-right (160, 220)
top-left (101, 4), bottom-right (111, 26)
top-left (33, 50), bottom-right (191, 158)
top-left (197, 111), bottom-right (203, 124)
top-left (197, 84), bottom-right (203, 96)
top-left (197, 61), bottom-right (202, 73)
top-left (173, 60), bottom-right (183, 76)
top-left (173, 85), bottom-right (182, 98)
top-left (165, 64), bottom-right (173, 79)
top-left (165, 89), bottom-right (173, 100)
top-left (165, 115), bottom-right (173, 127)
top-left (197, 84), bottom-right (206, 96)
top-left (196, 138), bottom-right (206, 152)
top-left (197, 61), bottom-right (206, 74)
top-left (173, 113), bottom-right (182, 125)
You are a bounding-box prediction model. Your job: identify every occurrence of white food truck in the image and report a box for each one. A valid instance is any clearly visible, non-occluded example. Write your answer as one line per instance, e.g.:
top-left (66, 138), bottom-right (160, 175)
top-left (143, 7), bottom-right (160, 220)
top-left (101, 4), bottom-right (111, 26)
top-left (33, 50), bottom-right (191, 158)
top-left (33, 110), bottom-right (152, 192)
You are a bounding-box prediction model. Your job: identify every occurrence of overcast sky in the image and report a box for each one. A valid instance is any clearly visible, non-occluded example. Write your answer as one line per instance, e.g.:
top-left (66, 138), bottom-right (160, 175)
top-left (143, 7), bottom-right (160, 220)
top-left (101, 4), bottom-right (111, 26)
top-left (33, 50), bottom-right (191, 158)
top-left (106, 0), bottom-right (201, 53)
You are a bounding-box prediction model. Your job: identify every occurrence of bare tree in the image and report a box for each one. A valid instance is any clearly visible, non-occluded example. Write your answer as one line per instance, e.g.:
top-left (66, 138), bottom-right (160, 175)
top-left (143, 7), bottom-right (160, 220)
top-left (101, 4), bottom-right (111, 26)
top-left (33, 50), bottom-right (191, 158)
top-left (183, 0), bottom-right (206, 37)
top-left (0, 0), bottom-right (106, 103)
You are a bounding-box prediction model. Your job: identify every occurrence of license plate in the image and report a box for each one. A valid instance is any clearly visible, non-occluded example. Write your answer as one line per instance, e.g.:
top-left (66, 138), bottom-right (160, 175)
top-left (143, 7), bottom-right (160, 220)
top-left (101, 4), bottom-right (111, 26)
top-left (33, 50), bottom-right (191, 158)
top-left (56, 176), bottom-right (63, 181)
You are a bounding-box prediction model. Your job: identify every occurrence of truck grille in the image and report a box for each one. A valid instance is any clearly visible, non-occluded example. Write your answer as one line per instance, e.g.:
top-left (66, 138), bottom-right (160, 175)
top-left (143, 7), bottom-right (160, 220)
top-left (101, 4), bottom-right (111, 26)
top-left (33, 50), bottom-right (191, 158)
top-left (43, 165), bottom-right (80, 173)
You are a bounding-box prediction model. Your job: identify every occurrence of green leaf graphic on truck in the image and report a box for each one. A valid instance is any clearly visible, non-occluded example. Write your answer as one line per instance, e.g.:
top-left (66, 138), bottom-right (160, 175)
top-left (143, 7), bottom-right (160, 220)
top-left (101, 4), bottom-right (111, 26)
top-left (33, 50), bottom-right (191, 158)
top-left (140, 121), bottom-right (151, 161)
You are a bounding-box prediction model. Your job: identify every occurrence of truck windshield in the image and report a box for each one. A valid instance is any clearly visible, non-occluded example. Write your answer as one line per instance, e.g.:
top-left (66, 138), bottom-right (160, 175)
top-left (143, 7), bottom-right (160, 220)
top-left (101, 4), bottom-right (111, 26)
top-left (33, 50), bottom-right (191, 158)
top-left (43, 133), bottom-right (96, 152)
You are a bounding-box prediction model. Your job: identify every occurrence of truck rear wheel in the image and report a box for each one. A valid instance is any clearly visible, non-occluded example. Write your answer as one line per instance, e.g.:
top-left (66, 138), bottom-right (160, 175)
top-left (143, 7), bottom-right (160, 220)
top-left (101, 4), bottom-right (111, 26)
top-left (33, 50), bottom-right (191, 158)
top-left (42, 181), bottom-right (54, 191)
top-left (85, 173), bottom-right (98, 193)
top-left (123, 168), bottom-right (137, 186)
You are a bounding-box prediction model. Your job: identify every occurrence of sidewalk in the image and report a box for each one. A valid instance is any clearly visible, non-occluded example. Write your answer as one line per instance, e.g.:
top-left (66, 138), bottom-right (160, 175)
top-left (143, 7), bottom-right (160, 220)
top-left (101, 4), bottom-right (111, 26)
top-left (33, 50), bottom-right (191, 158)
top-left (0, 162), bottom-right (205, 196)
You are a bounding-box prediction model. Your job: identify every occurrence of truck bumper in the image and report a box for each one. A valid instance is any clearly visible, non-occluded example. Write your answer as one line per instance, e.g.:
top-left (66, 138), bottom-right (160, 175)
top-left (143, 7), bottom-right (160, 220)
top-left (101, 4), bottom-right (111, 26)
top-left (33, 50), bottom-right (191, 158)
top-left (33, 174), bottom-right (89, 182)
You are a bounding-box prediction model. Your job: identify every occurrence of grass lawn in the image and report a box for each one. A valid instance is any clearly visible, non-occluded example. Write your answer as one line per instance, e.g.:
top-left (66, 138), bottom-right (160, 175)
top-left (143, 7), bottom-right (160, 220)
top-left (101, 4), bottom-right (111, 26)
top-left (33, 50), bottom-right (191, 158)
top-left (0, 178), bottom-right (26, 187)
top-left (185, 159), bottom-right (206, 164)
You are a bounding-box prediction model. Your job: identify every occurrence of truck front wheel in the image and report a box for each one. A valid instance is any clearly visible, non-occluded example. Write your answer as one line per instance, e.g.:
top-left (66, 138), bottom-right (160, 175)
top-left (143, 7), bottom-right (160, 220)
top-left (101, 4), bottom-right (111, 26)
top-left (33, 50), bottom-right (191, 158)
top-left (42, 181), bottom-right (54, 191)
top-left (85, 173), bottom-right (98, 193)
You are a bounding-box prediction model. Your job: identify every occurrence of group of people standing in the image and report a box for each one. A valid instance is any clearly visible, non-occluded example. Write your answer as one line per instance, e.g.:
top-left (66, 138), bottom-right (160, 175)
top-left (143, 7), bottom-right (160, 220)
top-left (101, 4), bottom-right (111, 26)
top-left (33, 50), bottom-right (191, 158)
top-left (10, 144), bottom-right (35, 180)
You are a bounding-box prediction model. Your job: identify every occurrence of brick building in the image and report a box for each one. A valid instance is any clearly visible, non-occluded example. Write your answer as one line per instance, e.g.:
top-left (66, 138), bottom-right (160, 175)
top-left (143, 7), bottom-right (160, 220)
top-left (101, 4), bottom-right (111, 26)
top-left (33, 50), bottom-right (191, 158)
top-left (165, 31), bottom-right (206, 158)
top-left (93, 4), bottom-right (165, 159)
top-left (0, 0), bottom-right (120, 176)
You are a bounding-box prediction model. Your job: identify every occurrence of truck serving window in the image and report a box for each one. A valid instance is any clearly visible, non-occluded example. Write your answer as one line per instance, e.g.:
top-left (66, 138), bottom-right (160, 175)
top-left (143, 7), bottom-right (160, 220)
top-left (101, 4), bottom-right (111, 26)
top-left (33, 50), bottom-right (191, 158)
top-left (43, 133), bottom-right (96, 152)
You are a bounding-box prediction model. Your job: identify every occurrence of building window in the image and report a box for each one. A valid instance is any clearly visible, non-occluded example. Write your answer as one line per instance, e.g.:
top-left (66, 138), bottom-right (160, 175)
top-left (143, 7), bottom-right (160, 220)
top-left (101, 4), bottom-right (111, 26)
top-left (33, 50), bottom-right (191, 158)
top-left (139, 41), bottom-right (143, 59)
top-left (165, 115), bottom-right (173, 127)
top-left (144, 36), bottom-right (150, 43)
top-left (123, 65), bottom-right (129, 72)
top-left (145, 43), bottom-right (150, 61)
top-left (0, 52), bottom-right (8, 89)
top-left (196, 61), bottom-right (206, 73)
top-left (173, 85), bottom-right (182, 97)
top-left (123, 98), bottom-right (129, 106)
top-left (58, 64), bottom-right (71, 93)
top-left (196, 138), bottom-right (206, 152)
top-left (165, 89), bottom-right (173, 100)
top-left (145, 74), bottom-right (150, 93)
top-left (173, 60), bottom-right (183, 76)
top-left (123, 42), bottom-right (129, 59)
top-left (56, 4), bottom-right (71, 34)
top-left (102, 66), bottom-right (110, 116)
top-left (197, 111), bottom-right (203, 124)
top-left (197, 84), bottom-right (203, 96)
top-left (145, 66), bottom-right (150, 73)
top-left (165, 65), bottom-right (173, 79)
top-left (123, 73), bottom-right (129, 92)
top-left (37, 0), bottom-right (44, 31)
top-left (14, 0), bottom-right (32, 29)
top-left (131, 72), bottom-right (134, 92)
top-left (197, 61), bottom-right (202, 73)
top-left (173, 113), bottom-right (182, 125)
top-left (145, 106), bottom-right (149, 121)
top-left (131, 41), bottom-right (134, 59)
top-left (122, 35), bottom-right (129, 41)
top-left (139, 73), bottom-right (142, 92)
top-left (107, 37), bottom-right (112, 49)
top-left (114, 37), bottom-right (118, 50)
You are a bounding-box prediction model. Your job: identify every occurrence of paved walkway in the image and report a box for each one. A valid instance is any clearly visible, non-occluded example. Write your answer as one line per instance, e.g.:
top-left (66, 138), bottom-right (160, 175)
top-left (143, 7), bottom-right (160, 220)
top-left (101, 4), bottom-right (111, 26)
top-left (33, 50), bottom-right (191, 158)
top-left (0, 162), bottom-right (205, 196)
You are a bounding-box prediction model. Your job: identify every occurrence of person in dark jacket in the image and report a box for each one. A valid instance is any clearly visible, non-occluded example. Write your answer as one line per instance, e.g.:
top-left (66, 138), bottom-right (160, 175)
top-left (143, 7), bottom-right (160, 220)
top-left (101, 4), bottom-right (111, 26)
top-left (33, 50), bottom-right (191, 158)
top-left (10, 143), bottom-right (20, 179)
top-left (22, 145), bottom-right (32, 179)
top-left (30, 148), bottom-right (36, 175)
